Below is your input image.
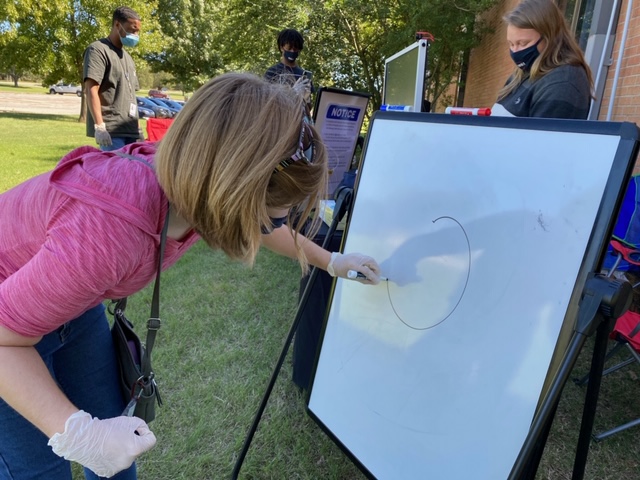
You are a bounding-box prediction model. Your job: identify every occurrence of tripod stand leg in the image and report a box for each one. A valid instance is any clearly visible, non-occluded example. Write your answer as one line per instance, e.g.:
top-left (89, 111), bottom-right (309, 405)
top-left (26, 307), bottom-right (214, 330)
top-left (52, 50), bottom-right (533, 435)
top-left (572, 317), bottom-right (613, 480)
top-left (230, 189), bottom-right (353, 479)
top-left (572, 341), bottom-right (625, 386)
top-left (516, 401), bottom-right (559, 480)
top-left (510, 273), bottom-right (631, 479)
top-left (508, 331), bottom-right (587, 479)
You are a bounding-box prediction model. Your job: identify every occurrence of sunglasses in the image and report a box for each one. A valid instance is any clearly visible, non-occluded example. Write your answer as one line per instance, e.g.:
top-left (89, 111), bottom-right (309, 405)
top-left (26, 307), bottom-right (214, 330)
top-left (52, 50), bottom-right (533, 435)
top-left (274, 120), bottom-right (315, 173)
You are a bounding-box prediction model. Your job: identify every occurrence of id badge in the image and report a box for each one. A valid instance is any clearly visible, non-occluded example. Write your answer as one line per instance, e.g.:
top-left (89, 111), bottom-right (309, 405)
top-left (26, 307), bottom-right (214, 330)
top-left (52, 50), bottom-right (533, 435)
top-left (129, 103), bottom-right (138, 118)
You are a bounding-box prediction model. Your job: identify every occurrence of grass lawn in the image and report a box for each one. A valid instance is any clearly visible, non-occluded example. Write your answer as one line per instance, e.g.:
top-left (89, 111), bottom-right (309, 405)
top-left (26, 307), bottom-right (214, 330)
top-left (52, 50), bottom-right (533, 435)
top-left (0, 113), bottom-right (147, 193)
top-left (0, 113), bottom-right (93, 192)
top-left (0, 80), bottom-right (48, 94)
top-left (2, 113), bottom-right (640, 479)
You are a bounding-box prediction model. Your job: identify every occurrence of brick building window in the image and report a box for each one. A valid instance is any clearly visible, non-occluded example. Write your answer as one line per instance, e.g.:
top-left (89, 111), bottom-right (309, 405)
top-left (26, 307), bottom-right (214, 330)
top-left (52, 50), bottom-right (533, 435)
top-left (564, 0), bottom-right (597, 50)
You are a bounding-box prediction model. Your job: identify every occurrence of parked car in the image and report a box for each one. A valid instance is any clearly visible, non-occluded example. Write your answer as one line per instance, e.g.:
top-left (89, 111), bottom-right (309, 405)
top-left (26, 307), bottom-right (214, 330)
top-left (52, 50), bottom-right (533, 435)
top-left (48, 83), bottom-right (82, 96)
top-left (148, 89), bottom-right (169, 99)
top-left (136, 97), bottom-right (171, 118)
top-left (160, 99), bottom-right (184, 111)
top-left (137, 105), bottom-right (156, 119)
top-left (146, 97), bottom-right (181, 117)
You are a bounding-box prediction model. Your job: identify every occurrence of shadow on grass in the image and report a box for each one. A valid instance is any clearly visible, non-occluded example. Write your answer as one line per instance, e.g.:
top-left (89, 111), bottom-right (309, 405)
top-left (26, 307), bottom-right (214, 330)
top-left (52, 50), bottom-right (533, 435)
top-left (0, 112), bottom-right (81, 123)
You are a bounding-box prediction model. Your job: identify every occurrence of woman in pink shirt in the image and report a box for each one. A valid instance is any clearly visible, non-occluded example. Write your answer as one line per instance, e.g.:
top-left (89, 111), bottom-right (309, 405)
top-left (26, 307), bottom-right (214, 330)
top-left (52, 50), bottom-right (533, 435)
top-left (0, 72), bottom-right (381, 479)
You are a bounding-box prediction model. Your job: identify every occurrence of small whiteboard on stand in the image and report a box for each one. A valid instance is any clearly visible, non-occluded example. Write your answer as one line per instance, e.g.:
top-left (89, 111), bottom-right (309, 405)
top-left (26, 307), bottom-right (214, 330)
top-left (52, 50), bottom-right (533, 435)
top-left (312, 87), bottom-right (370, 196)
top-left (306, 112), bottom-right (639, 479)
top-left (382, 39), bottom-right (428, 112)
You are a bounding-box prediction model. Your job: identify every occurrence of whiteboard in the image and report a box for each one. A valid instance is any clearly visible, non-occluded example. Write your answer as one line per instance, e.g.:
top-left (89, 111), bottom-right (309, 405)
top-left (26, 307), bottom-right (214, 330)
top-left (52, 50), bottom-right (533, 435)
top-left (307, 114), bottom-right (638, 479)
top-left (382, 40), bottom-right (428, 112)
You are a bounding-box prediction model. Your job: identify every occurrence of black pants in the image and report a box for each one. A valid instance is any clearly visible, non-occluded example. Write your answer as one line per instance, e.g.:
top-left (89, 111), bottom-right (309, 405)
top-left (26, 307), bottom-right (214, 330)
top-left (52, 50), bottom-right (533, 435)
top-left (291, 226), bottom-right (343, 391)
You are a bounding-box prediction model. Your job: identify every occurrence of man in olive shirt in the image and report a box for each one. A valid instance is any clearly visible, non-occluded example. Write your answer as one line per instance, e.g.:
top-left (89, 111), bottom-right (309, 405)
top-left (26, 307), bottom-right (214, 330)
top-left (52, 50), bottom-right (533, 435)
top-left (83, 6), bottom-right (141, 151)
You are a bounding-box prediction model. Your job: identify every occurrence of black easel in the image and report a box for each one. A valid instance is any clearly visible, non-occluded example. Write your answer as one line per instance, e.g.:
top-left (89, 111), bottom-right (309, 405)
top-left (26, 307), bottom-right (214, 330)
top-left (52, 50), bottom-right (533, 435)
top-left (508, 273), bottom-right (632, 480)
top-left (231, 187), bottom-right (354, 479)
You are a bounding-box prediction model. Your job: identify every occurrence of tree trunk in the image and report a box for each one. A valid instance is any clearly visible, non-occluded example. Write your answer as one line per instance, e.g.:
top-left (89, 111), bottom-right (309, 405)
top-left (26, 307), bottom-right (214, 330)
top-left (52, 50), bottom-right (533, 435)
top-left (9, 68), bottom-right (19, 87)
top-left (79, 90), bottom-right (86, 123)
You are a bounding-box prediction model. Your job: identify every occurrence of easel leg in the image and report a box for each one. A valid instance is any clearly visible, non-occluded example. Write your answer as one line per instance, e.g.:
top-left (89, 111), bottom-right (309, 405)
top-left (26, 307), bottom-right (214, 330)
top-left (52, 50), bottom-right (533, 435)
top-left (230, 189), bottom-right (353, 479)
top-left (572, 318), bottom-right (613, 480)
top-left (517, 402), bottom-right (559, 480)
top-left (509, 274), bottom-right (632, 480)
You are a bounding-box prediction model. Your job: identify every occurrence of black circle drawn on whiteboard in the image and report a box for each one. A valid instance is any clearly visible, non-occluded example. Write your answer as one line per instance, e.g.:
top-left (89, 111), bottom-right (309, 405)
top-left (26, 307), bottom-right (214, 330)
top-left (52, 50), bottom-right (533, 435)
top-left (386, 216), bottom-right (471, 330)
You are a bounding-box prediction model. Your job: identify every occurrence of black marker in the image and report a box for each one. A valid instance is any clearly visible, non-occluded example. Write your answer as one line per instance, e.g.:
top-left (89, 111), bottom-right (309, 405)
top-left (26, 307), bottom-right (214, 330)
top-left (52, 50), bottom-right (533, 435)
top-left (347, 270), bottom-right (389, 282)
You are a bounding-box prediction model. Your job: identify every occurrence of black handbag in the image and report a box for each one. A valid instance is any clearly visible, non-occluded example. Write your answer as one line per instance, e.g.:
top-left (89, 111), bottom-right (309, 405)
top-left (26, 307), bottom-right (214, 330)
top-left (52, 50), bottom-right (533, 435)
top-left (109, 209), bottom-right (168, 423)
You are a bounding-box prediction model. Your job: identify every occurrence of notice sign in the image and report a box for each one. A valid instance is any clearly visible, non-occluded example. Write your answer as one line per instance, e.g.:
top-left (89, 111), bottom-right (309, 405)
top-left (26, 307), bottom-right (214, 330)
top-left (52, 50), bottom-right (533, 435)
top-left (312, 88), bottom-right (370, 196)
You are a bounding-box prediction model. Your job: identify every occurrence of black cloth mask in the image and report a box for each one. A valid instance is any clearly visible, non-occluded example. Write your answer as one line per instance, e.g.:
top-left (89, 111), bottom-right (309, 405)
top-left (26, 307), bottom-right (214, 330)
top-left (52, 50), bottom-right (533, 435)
top-left (510, 38), bottom-right (542, 71)
top-left (283, 50), bottom-right (299, 62)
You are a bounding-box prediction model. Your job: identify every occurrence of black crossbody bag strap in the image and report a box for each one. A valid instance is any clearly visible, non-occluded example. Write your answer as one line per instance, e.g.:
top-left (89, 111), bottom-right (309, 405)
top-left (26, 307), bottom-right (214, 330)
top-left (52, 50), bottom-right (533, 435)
top-left (142, 211), bottom-right (169, 376)
top-left (114, 150), bottom-right (168, 378)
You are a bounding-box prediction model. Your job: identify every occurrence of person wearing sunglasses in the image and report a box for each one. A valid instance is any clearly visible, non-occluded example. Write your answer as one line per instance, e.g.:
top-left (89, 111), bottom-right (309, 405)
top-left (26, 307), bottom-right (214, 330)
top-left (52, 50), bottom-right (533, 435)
top-left (0, 72), bottom-right (381, 479)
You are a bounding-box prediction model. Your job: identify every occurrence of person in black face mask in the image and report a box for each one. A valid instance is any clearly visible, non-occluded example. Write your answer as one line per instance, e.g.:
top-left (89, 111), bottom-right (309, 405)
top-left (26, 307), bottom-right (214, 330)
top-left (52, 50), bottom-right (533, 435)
top-left (492, 0), bottom-right (593, 119)
top-left (264, 28), bottom-right (314, 106)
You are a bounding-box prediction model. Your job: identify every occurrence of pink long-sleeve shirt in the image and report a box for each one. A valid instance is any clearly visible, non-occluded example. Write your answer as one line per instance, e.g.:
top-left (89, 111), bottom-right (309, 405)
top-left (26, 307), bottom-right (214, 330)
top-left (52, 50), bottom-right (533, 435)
top-left (0, 143), bottom-right (200, 337)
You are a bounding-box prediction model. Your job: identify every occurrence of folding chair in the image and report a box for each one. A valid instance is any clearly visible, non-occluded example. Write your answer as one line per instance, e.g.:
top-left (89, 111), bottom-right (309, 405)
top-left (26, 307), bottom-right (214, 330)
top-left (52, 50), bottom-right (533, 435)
top-left (573, 176), bottom-right (640, 441)
top-left (146, 118), bottom-right (174, 141)
top-left (589, 309), bottom-right (640, 441)
top-left (602, 174), bottom-right (640, 274)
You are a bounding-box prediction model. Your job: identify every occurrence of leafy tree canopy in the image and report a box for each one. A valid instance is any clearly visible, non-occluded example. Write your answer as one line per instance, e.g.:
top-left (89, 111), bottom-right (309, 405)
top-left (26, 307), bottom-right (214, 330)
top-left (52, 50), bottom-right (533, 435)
top-left (1, 0), bottom-right (498, 112)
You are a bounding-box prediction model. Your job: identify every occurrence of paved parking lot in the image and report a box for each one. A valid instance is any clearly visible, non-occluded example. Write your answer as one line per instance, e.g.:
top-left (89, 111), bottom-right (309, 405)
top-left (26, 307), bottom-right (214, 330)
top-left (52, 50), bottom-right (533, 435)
top-left (0, 92), bottom-right (82, 116)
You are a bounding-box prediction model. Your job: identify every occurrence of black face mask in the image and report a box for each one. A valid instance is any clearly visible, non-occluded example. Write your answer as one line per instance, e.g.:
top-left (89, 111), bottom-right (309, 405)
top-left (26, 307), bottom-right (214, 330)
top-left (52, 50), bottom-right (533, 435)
top-left (510, 38), bottom-right (542, 71)
top-left (260, 216), bottom-right (287, 234)
top-left (283, 50), bottom-right (299, 63)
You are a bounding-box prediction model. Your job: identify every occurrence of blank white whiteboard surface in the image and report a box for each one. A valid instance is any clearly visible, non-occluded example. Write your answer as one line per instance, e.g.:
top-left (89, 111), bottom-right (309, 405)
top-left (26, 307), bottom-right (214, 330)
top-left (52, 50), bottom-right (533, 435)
top-left (307, 114), bottom-right (638, 479)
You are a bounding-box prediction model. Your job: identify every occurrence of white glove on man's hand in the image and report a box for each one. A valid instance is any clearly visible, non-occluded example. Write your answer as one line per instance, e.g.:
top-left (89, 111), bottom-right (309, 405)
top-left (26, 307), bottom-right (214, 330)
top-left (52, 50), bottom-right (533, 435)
top-left (94, 123), bottom-right (112, 147)
top-left (326, 252), bottom-right (381, 285)
top-left (48, 410), bottom-right (156, 478)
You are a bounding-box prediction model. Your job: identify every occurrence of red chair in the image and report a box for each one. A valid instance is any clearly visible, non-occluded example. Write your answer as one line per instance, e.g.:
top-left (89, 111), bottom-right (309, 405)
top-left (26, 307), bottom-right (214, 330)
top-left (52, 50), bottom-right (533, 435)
top-left (589, 310), bottom-right (640, 441)
top-left (146, 118), bottom-right (174, 141)
top-left (606, 239), bottom-right (640, 276)
top-left (573, 239), bottom-right (640, 440)
top-left (582, 239), bottom-right (640, 441)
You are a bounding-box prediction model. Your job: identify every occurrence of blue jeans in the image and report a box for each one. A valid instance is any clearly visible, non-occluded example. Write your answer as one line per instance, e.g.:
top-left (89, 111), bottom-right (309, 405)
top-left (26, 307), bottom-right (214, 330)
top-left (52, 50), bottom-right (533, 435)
top-left (100, 136), bottom-right (138, 152)
top-left (0, 304), bottom-right (137, 480)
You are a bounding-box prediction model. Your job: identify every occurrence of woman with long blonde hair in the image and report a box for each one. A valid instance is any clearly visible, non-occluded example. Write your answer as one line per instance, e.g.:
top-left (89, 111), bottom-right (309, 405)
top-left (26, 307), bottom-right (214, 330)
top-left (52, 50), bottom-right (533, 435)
top-left (493, 0), bottom-right (593, 118)
top-left (0, 72), bottom-right (380, 479)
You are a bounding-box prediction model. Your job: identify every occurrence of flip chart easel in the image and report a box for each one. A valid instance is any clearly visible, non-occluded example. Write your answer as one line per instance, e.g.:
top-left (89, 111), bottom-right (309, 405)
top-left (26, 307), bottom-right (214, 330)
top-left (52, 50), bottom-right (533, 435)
top-left (306, 112), bottom-right (639, 479)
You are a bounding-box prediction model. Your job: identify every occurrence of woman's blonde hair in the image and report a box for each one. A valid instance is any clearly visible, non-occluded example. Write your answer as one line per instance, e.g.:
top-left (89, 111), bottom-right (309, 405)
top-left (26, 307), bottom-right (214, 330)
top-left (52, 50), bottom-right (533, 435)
top-left (497, 0), bottom-right (594, 100)
top-left (155, 72), bottom-right (327, 270)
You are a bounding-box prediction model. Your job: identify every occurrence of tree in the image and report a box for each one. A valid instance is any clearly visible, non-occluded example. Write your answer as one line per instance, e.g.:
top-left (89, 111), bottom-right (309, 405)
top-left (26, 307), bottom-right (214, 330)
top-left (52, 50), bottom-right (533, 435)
top-left (304, 0), bottom-right (498, 111)
top-left (200, 0), bottom-right (498, 111)
top-left (0, 4), bottom-right (52, 86)
top-left (1, 0), bottom-right (498, 115)
top-left (150, 0), bottom-right (225, 92)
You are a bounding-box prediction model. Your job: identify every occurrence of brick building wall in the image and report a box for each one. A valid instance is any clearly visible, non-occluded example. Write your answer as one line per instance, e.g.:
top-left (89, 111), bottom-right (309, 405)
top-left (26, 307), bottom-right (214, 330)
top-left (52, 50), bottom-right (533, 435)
top-left (597, 0), bottom-right (640, 124)
top-left (464, 0), bottom-right (640, 128)
top-left (463, 0), bottom-right (520, 109)
top-left (463, 0), bottom-right (640, 182)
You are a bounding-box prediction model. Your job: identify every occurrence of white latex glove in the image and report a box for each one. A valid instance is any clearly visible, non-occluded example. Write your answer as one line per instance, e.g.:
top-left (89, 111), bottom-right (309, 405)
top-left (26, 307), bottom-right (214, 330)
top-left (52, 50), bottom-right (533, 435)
top-left (292, 76), bottom-right (311, 103)
top-left (326, 252), bottom-right (381, 285)
top-left (94, 123), bottom-right (112, 147)
top-left (48, 410), bottom-right (156, 478)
